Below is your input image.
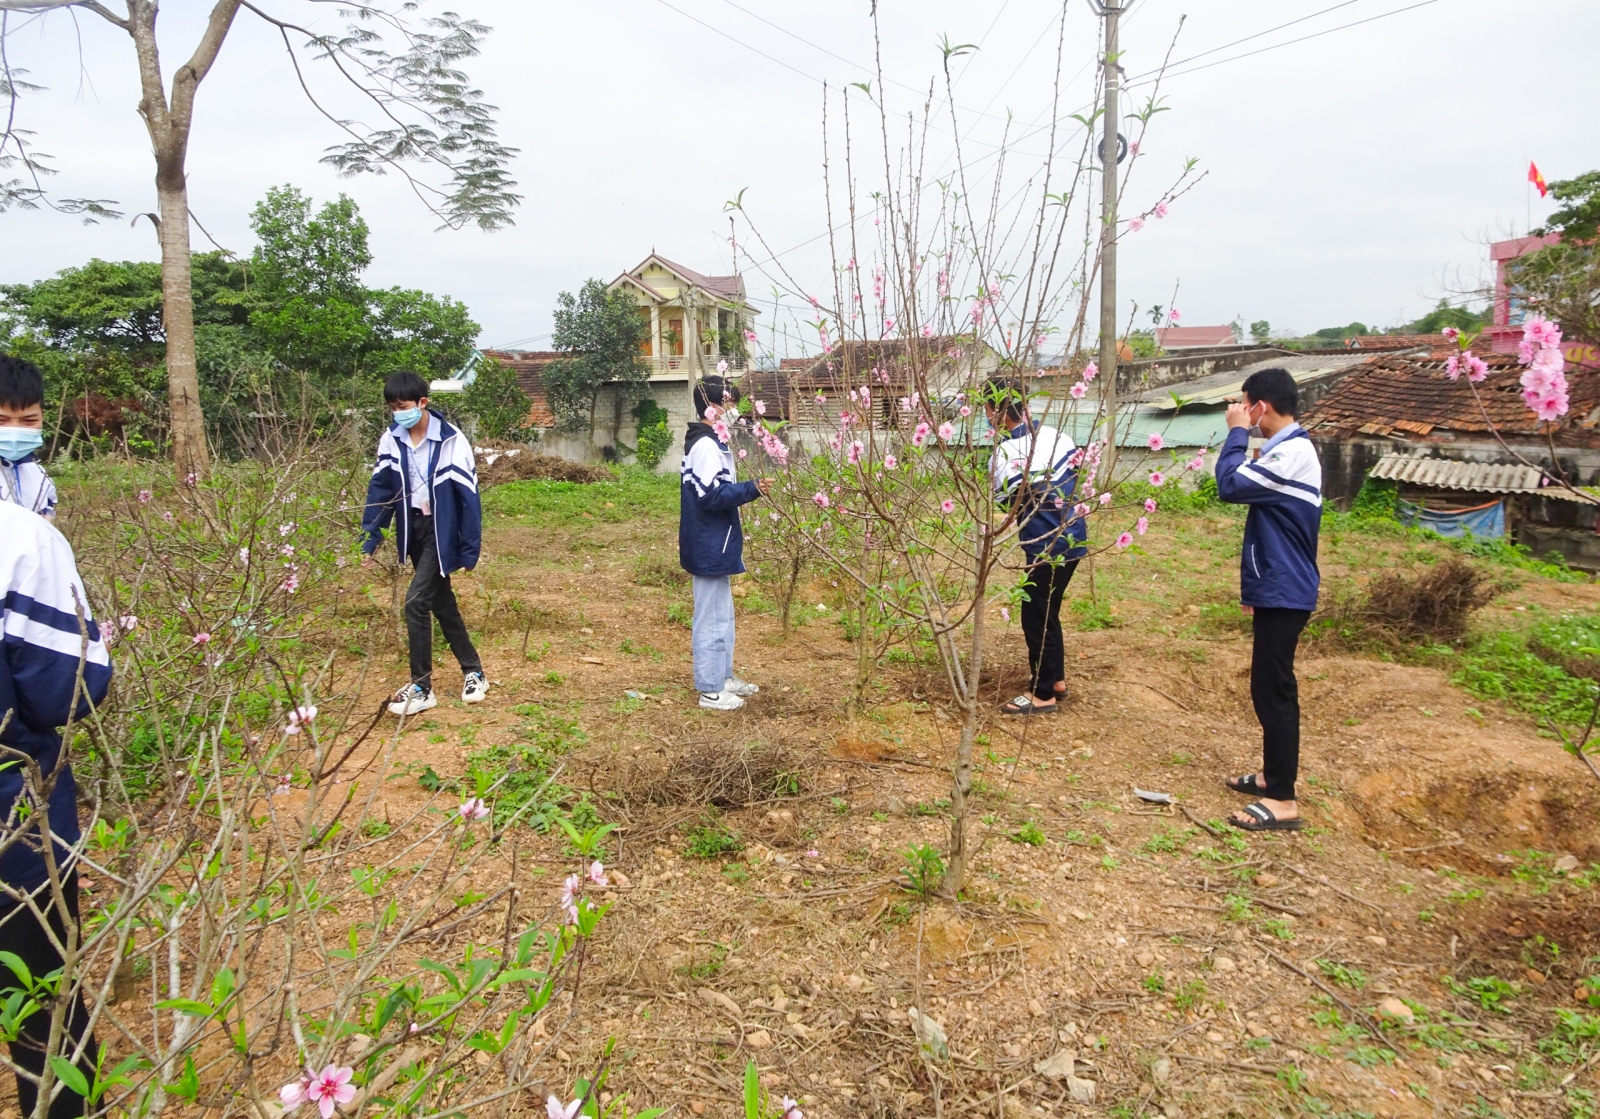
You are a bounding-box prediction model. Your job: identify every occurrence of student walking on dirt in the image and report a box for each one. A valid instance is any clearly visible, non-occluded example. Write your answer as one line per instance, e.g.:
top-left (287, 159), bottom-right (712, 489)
top-left (0, 500), bottom-right (113, 1118)
top-left (1214, 366), bottom-right (1322, 832)
top-left (361, 371), bottom-right (488, 716)
top-left (679, 375), bottom-right (772, 711)
top-left (984, 378), bottom-right (1088, 716)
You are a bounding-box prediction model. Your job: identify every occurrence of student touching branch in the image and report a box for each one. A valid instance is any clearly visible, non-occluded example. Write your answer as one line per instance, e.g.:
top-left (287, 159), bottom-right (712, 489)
top-left (1214, 367), bottom-right (1322, 832)
top-left (985, 378), bottom-right (1088, 716)
top-left (678, 376), bottom-right (773, 711)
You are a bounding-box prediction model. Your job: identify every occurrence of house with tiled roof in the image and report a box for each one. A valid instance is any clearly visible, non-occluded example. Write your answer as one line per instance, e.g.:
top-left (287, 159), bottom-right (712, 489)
top-left (1301, 351), bottom-right (1600, 566)
top-left (1154, 325), bottom-right (1245, 350)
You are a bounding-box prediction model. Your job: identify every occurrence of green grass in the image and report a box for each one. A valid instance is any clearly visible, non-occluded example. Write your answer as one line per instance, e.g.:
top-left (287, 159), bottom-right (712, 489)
top-left (1315, 959), bottom-right (1367, 990)
top-left (463, 702), bottom-right (587, 831)
top-left (481, 465), bottom-right (678, 525)
top-left (1008, 820), bottom-right (1047, 846)
top-left (684, 817), bottom-right (744, 859)
top-left (1449, 627), bottom-right (1599, 733)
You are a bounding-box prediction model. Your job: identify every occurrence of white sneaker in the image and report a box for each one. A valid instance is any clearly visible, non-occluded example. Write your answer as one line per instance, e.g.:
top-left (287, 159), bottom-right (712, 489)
top-left (723, 677), bottom-right (759, 697)
top-left (462, 671), bottom-right (490, 704)
top-left (388, 684), bottom-right (438, 716)
top-left (698, 690), bottom-right (745, 711)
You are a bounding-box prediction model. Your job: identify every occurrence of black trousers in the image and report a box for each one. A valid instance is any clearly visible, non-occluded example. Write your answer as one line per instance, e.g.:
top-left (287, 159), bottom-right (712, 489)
top-left (3, 876), bottom-right (98, 1119)
top-left (1251, 607), bottom-right (1312, 801)
top-left (405, 512), bottom-right (482, 692)
top-left (1019, 558), bottom-right (1079, 701)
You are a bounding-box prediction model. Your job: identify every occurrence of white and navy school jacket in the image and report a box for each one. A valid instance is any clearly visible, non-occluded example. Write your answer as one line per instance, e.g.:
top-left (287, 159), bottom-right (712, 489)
top-left (991, 421), bottom-right (1088, 562)
top-left (1214, 424), bottom-right (1322, 611)
top-left (0, 454), bottom-right (57, 518)
top-left (0, 502), bottom-right (112, 895)
top-left (360, 412), bottom-right (482, 575)
top-left (679, 422), bottom-right (760, 578)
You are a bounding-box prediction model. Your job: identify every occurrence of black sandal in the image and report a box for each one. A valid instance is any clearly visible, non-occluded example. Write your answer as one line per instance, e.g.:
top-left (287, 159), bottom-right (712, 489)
top-left (1225, 773), bottom-right (1265, 796)
top-left (1229, 801), bottom-right (1303, 832)
top-left (1001, 694), bottom-right (1059, 716)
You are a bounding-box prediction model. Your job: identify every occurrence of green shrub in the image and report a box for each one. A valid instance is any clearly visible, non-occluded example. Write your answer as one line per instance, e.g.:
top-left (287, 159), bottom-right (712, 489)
top-left (459, 356), bottom-right (536, 442)
top-left (1350, 475), bottom-right (1399, 521)
top-left (634, 399), bottom-right (673, 468)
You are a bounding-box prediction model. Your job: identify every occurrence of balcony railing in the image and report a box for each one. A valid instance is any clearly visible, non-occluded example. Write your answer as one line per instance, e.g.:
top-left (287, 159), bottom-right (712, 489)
top-left (645, 354), bottom-right (748, 375)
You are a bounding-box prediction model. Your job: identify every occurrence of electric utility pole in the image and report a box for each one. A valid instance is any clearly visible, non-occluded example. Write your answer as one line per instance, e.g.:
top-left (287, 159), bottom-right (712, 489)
top-left (1092, 0), bottom-right (1122, 474)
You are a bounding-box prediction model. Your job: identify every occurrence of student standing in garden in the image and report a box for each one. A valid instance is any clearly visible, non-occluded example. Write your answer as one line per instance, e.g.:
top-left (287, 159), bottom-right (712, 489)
top-left (679, 375), bottom-right (772, 711)
top-left (1214, 366), bottom-right (1322, 832)
top-left (985, 378), bottom-right (1089, 715)
top-left (0, 354), bottom-right (60, 518)
top-left (361, 371), bottom-right (488, 715)
top-left (0, 500), bottom-right (112, 1118)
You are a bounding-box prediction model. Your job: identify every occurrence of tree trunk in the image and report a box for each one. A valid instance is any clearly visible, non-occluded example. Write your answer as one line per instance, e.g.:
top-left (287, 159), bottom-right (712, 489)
top-left (780, 553), bottom-right (801, 639)
top-left (848, 591), bottom-right (872, 719)
top-left (157, 177), bottom-right (209, 477)
top-left (125, 0), bottom-right (243, 478)
top-left (944, 577), bottom-right (987, 895)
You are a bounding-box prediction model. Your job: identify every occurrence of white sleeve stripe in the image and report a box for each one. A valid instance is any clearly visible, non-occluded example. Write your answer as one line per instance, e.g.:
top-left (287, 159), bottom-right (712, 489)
top-left (1236, 464), bottom-right (1323, 506)
top-left (5, 615), bottom-right (112, 664)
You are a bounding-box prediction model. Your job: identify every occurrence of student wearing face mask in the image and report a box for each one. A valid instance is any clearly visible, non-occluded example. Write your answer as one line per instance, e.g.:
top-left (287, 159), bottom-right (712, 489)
top-left (1214, 367), bottom-right (1322, 833)
top-left (0, 355), bottom-right (58, 519)
top-left (360, 371), bottom-right (487, 716)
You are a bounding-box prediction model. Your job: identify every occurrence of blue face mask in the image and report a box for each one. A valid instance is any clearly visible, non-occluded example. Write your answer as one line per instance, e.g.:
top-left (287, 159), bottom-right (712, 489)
top-left (0, 426), bottom-right (44, 463)
top-left (392, 407), bottom-right (423, 430)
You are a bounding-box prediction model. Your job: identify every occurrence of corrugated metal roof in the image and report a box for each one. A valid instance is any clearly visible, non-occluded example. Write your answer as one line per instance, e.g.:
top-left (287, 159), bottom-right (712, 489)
top-left (1132, 353), bottom-right (1373, 406)
top-left (1369, 454), bottom-right (1599, 503)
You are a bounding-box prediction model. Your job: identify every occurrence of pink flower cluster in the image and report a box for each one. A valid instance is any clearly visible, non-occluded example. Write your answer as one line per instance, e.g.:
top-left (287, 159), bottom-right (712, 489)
top-left (1444, 352), bottom-right (1488, 383)
top-left (559, 861), bottom-right (609, 924)
top-left (1517, 315), bottom-right (1568, 422)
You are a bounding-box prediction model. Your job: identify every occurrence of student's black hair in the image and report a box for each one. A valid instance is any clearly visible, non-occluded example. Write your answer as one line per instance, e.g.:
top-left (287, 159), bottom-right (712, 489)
top-left (1240, 367), bottom-right (1298, 418)
top-left (383, 370), bottom-right (430, 406)
top-left (693, 376), bottom-right (740, 418)
top-left (981, 377), bottom-right (1030, 423)
top-left (0, 353), bottom-right (45, 411)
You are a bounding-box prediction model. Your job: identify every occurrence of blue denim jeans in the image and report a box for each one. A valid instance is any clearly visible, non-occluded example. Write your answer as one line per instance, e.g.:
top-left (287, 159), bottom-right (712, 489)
top-left (691, 575), bottom-right (735, 693)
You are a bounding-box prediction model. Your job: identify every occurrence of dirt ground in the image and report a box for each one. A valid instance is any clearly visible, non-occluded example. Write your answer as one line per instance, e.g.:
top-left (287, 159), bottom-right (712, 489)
top-left (329, 494), bottom-right (1600, 1119)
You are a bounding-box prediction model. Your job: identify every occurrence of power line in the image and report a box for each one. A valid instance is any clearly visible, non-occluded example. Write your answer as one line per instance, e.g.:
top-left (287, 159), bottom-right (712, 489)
top-left (1125, 0), bottom-right (1444, 88)
top-left (1135, 0), bottom-right (1365, 75)
top-left (687, 0), bottom-right (1455, 276)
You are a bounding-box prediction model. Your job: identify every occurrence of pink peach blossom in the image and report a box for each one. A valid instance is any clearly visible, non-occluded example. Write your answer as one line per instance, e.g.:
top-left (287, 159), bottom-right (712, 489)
top-left (305, 1065), bottom-right (355, 1119)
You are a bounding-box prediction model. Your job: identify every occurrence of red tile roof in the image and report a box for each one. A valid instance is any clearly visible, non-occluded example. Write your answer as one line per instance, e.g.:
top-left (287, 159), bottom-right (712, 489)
top-left (1156, 326), bottom-right (1240, 349)
top-left (789, 335), bottom-right (984, 387)
top-left (480, 349), bottom-right (559, 428)
top-left (1301, 352), bottom-right (1600, 444)
top-left (643, 255), bottom-right (747, 304)
top-left (1343, 333), bottom-right (1455, 352)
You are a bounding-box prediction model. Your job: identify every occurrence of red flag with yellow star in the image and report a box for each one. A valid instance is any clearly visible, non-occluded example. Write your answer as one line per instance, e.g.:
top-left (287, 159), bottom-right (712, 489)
top-left (1529, 161), bottom-right (1548, 198)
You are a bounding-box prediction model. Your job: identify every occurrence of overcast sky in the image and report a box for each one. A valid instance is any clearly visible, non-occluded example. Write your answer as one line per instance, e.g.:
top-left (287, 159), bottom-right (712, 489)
top-left (2, 0), bottom-right (1594, 355)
